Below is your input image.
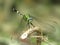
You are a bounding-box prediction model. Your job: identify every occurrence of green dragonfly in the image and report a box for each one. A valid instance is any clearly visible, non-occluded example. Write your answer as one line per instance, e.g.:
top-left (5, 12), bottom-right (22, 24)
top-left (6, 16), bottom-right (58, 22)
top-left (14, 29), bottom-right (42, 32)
top-left (12, 7), bottom-right (35, 28)
top-left (11, 5), bottom-right (60, 45)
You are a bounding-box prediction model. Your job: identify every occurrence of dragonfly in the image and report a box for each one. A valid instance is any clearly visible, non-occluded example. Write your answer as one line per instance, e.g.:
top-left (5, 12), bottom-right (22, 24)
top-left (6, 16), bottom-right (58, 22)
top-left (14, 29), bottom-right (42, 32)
top-left (12, 6), bottom-right (35, 28)
top-left (11, 5), bottom-right (60, 45)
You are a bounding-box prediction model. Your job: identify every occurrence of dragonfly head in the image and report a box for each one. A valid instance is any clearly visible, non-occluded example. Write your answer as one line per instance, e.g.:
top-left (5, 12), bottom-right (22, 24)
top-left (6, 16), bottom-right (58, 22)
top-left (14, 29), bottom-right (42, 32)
top-left (28, 17), bottom-right (33, 23)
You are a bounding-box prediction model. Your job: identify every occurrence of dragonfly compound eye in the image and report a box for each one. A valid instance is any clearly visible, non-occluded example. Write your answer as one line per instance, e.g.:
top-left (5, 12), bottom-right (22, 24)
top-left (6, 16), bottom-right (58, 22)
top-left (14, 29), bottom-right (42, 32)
top-left (29, 18), bottom-right (33, 20)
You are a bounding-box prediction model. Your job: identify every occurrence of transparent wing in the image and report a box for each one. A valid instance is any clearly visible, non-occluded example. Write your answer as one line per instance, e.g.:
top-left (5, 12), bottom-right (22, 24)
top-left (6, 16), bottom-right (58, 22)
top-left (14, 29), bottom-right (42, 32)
top-left (30, 14), bottom-right (60, 44)
top-left (15, 16), bottom-right (28, 33)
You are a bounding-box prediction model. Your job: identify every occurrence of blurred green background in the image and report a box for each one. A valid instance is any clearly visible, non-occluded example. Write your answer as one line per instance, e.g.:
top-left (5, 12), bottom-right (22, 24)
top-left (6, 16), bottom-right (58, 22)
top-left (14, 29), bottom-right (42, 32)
top-left (0, 0), bottom-right (60, 45)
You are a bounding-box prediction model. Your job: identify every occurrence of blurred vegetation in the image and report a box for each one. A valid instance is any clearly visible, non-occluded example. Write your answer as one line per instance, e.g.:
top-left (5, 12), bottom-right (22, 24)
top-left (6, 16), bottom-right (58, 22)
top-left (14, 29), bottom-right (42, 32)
top-left (0, 0), bottom-right (60, 45)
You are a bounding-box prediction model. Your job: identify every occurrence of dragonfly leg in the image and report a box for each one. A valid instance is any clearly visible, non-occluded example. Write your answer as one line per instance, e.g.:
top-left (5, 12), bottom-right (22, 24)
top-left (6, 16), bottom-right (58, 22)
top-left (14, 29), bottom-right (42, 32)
top-left (30, 22), bottom-right (35, 27)
top-left (27, 22), bottom-right (31, 28)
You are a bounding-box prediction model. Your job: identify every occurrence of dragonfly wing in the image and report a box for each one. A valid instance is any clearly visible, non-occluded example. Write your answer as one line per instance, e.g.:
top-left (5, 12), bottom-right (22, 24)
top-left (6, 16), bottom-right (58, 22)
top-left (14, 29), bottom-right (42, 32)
top-left (30, 15), bottom-right (60, 42)
top-left (15, 16), bottom-right (28, 33)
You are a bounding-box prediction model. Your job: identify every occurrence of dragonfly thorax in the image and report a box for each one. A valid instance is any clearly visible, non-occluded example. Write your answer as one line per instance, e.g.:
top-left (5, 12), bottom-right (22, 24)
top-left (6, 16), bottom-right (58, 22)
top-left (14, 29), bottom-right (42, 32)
top-left (23, 15), bottom-right (33, 23)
